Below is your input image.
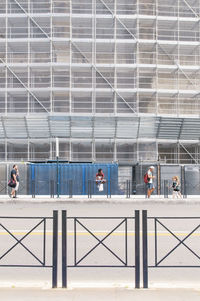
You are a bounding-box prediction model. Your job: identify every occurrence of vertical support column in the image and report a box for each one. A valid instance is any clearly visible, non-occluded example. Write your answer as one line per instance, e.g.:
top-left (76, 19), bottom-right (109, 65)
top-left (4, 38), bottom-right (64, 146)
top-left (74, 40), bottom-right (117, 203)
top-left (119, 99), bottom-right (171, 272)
top-left (92, 117), bottom-right (96, 162)
top-left (155, 0), bottom-right (158, 116)
top-left (50, 0), bottom-right (53, 113)
top-left (142, 210), bottom-right (148, 288)
top-left (62, 210), bottom-right (67, 288)
top-left (136, 0), bottom-right (139, 116)
top-left (52, 210), bottom-right (58, 288)
top-left (177, 0), bottom-right (180, 117)
top-left (5, 0), bottom-right (8, 117)
top-left (69, 0), bottom-right (72, 163)
top-left (92, 0), bottom-right (96, 116)
top-left (114, 118), bottom-right (117, 163)
top-left (135, 210), bottom-right (140, 288)
top-left (92, 0), bottom-right (96, 164)
top-left (28, 0), bottom-right (30, 115)
top-left (114, 0), bottom-right (117, 118)
top-left (69, 0), bottom-right (72, 115)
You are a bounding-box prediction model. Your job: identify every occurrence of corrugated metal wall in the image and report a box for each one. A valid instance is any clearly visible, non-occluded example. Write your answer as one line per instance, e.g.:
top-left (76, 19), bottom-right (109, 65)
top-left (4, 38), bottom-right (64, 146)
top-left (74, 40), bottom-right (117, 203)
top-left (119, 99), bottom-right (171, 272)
top-left (29, 163), bottom-right (120, 195)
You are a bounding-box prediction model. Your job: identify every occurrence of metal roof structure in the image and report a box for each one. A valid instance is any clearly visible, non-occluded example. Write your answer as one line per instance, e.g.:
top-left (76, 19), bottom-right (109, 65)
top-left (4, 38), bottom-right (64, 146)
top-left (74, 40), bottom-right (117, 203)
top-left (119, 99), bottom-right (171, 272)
top-left (0, 115), bottom-right (199, 141)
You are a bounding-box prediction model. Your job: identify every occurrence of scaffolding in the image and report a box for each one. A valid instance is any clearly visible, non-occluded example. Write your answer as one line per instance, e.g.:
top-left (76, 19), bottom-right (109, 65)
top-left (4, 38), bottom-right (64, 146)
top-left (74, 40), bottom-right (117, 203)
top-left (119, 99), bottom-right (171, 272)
top-left (0, 0), bottom-right (200, 164)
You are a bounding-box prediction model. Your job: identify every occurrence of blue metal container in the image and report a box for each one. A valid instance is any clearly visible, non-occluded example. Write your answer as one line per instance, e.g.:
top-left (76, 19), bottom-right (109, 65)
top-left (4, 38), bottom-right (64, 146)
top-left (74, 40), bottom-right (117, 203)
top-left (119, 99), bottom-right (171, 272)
top-left (29, 163), bottom-right (119, 195)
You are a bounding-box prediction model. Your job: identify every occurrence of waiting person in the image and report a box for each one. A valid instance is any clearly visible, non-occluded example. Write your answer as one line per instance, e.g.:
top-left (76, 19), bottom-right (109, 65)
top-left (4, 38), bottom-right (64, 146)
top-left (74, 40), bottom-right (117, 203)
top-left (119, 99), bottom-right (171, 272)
top-left (10, 164), bottom-right (18, 198)
top-left (171, 176), bottom-right (182, 199)
top-left (96, 169), bottom-right (106, 191)
top-left (147, 166), bottom-right (155, 198)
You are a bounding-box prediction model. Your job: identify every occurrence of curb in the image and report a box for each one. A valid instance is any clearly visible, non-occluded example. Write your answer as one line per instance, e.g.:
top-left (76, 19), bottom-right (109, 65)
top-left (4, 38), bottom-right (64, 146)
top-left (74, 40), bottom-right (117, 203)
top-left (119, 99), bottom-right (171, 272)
top-left (0, 197), bottom-right (199, 205)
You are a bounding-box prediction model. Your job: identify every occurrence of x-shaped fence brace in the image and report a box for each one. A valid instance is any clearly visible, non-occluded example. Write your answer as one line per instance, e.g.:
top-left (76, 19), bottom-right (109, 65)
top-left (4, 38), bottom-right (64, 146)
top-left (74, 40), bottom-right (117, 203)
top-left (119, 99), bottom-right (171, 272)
top-left (155, 218), bottom-right (200, 266)
top-left (73, 218), bottom-right (128, 266)
top-left (0, 182), bottom-right (7, 193)
top-left (0, 218), bottom-right (46, 266)
top-left (0, 181), bottom-right (25, 194)
top-left (186, 183), bottom-right (200, 190)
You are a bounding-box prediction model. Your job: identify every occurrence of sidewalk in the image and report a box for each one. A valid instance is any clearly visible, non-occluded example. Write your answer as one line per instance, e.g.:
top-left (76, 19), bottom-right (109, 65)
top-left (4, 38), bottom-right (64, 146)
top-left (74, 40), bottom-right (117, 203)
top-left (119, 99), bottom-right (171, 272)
top-left (0, 195), bottom-right (200, 204)
top-left (1, 287), bottom-right (200, 301)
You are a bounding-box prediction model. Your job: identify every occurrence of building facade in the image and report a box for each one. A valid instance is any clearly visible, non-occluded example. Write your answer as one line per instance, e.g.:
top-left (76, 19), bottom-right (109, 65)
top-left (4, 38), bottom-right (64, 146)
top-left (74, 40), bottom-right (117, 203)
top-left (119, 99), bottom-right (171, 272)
top-left (0, 0), bottom-right (200, 164)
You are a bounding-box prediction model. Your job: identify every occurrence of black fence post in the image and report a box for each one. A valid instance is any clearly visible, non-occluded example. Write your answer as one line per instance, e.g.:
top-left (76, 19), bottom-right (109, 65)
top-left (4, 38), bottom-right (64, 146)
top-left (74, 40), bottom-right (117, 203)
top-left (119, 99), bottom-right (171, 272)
top-left (157, 163), bottom-right (161, 196)
top-left (106, 180), bottom-right (108, 198)
top-left (69, 180), bottom-right (73, 198)
top-left (183, 167), bottom-right (187, 198)
top-left (62, 210), bottom-right (67, 288)
top-left (184, 180), bottom-right (187, 198)
top-left (142, 210), bottom-right (148, 288)
top-left (52, 210), bottom-right (58, 288)
top-left (50, 180), bottom-right (54, 198)
top-left (32, 180), bottom-right (35, 198)
top-left (126, 180), bottom-right (128, 198)
top-left (106, 180), bottom-right (111, 198)
top-left (88, 180), bottom-right (92, 198)
top-left (164, 180), bottom-right (168, 198)
top-left (135, 210), bottom-right (140, 288)
top-left (145, 183), bottom-right (147, 198)
top-left (88, 180), bottom-right (90, 198)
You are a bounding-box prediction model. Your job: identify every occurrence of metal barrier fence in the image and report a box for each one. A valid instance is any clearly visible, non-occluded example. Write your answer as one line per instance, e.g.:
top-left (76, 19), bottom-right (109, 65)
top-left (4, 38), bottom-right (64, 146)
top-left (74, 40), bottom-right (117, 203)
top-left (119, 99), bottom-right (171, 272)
top-left (61, 210), bottom-right (140, 288)
top-left (30, 179), bottom-right (132, 198)
top-left (0, 210), bottom-right (58, 288)
top-left (142, 210), bottom-right (200, 288)
top-left (1, 209), bottom-right (200, 288)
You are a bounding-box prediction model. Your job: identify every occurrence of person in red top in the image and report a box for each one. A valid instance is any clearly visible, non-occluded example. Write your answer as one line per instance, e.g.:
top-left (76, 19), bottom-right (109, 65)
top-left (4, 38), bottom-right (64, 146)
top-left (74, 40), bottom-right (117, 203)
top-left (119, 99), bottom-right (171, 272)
top-left (96, 169), bottom-right (106, 184)
top-left (96, 169), bottom-right (106, 191)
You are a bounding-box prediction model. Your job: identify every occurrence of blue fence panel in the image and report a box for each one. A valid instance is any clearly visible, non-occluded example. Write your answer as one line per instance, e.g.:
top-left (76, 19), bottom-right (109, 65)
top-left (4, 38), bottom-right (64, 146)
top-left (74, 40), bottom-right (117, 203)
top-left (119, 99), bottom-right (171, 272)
top-left (28, 163), bottom-right (119, 195)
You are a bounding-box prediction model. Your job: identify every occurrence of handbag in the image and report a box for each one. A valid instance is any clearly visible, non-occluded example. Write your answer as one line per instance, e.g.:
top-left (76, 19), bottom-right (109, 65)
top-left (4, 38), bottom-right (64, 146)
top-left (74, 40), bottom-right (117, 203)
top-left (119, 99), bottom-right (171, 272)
top-left (8, 179), bottom-right (16, 188)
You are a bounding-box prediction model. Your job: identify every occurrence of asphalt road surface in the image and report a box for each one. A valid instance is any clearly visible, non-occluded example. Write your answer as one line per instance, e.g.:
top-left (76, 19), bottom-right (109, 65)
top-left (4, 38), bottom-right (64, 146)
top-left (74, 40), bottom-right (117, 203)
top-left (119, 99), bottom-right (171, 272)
top-left (0, 201), bottom-right (200, 289)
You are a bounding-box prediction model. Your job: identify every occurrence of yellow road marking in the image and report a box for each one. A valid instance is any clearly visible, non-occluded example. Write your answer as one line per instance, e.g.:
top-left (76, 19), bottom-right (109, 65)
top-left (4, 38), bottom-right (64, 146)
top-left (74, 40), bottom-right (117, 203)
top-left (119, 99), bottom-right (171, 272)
top-left (0, 232), bottom-right (200, 236)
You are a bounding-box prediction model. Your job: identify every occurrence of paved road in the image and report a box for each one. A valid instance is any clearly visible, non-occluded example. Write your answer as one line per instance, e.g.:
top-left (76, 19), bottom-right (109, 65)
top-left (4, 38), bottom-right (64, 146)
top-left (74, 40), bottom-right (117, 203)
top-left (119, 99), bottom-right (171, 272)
top-left (0, 200), bottom-right (200, 289)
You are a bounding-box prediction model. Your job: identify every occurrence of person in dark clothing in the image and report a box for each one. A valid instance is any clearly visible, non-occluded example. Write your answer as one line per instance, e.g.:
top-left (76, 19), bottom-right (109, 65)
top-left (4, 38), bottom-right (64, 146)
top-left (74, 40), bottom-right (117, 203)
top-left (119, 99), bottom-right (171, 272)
top-left (10, 164), bottom-right (18, 198)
